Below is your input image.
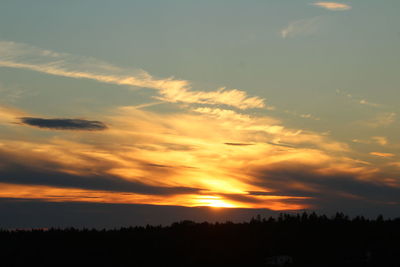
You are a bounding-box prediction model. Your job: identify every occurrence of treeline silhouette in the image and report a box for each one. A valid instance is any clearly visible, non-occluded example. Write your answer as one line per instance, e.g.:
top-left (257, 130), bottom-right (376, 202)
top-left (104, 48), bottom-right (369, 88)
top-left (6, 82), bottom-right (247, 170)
top-left (1, 212), bottom-right (400, 266)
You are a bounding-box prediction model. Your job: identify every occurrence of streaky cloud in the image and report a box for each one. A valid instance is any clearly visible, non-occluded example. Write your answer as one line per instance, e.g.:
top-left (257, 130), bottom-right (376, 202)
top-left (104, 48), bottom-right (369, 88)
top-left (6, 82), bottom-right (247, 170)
top-left (0, 151), bottom-right (202, 196)
top-left (369, 152), bottom-right (395, 158)
top-left (360, 99), bottom-right (380, 108)
top-left (363, 112), bottom-right (396, 128)
top-left (372, 136), bottom-right (388, 146)
top-left (0, 41), bottom-right (265, 110)
top-left (281, 17), bottom-right (321, 39)
top-left (352, 136), bottom-right (389, 146)
top-left (251, 164), bottom-right (400, 208)
top-left (20, 117), bottom-right (107, 131)
top-left (224, 143), bottom-right (254, 146)
top-left (312, 2), bottom-right (352, 11)
top-left (336, 89), bottom-right (382, 108)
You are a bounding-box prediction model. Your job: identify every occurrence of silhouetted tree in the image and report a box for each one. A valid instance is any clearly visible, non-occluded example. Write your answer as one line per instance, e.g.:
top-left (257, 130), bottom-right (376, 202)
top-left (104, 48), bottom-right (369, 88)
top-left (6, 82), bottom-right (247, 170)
top-left (1, 213), bottom-right (400, 266)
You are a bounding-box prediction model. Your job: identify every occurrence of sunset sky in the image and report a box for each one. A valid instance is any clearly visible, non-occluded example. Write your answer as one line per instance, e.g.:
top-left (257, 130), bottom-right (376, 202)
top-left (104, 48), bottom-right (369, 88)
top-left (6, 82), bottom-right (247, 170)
top-left (1, 0), bottom-right (400, 227)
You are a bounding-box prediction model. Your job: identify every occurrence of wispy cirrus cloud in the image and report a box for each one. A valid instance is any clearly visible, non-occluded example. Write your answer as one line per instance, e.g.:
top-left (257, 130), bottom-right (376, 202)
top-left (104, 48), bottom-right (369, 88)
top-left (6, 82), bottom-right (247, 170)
top-left (352, 136), bottom-right (389, 146)
top-left (369, 152), bottom-right (395, 158)
top-left (372, 136), bottom-right (389, 146)
top-left (284, 109), bottom-right (321, 121)
top-left (281, 17), bottom-right (321, 39)
top-left (337, 89), bottom-right (382, 108)
top-left (0, 41), bottom-right (264, 110)
top-left (359, 99), bottom-right (380, 108)
top-left (312, 2), bottom-right (352, 11)
top-left (363, 112), bottom-right (396, 128)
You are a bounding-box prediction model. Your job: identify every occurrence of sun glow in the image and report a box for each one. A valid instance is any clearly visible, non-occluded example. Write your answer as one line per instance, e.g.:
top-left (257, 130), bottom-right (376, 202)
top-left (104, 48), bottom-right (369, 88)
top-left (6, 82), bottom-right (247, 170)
top-left (0, 102), bottom-right (383, 212)
top-left (194, 196), bottom-right (237, 208)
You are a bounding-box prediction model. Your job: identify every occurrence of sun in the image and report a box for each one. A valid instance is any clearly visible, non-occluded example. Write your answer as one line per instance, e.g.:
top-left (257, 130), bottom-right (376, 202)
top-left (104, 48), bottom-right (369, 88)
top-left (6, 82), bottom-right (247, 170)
top-left (194, 196), bottom-right (237, 208)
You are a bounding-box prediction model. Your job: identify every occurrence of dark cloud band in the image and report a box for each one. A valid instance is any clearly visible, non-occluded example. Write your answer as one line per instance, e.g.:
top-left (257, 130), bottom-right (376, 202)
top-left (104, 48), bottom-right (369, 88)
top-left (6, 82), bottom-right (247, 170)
top-left (20, 117), bottom-right (107, 131)
top-left (224, 143), bottom-right (254, 146)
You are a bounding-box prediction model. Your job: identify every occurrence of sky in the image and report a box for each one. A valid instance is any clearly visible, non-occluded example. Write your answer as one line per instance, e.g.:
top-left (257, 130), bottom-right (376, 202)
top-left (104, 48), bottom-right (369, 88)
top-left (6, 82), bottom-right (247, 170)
top-left (1, 0), bottom-right (400, 227)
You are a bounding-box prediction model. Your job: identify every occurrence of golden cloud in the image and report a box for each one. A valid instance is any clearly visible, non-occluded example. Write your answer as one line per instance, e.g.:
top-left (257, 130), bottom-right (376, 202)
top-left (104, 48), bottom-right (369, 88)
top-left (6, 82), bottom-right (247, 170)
top-left (369, 152), bottom-right (396, 158)
top-left (312, 2), bottom-right (352, 11)
top-left (1, 104), bottom-right (397, 211)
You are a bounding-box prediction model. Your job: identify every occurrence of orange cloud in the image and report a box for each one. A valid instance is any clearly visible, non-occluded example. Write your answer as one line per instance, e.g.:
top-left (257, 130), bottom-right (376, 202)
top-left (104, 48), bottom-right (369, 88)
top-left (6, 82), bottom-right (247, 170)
top-left (312, 2), bottom-right (352, 11)
top-left (369, 152), bottom-right (396, 158)
top-left (372, 136), bottom-right (388, 146)
top-left (0, 182), bottom-right (308, 210)
top-left (0, 104), bottom-right (398, 211)
top-left (0, 105), bottom-right (27, 123)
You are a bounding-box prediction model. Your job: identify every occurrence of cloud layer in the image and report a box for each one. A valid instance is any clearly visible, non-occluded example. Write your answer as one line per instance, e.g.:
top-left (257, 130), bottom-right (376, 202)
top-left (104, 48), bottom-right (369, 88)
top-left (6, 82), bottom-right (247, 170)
top-left (1, 104), bottom-right (399, 212)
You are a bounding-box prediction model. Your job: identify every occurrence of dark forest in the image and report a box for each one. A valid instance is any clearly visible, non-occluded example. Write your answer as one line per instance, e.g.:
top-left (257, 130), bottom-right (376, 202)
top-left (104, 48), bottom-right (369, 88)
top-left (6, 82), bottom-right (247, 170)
top-left (1, 213), bottom-right (400, 266)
